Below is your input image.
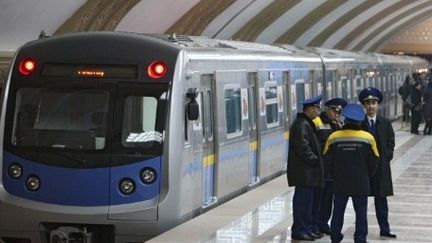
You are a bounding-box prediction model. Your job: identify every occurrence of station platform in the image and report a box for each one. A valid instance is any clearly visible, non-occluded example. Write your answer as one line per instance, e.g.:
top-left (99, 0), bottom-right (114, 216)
top-left (148, 120), bottom-right (432, 243)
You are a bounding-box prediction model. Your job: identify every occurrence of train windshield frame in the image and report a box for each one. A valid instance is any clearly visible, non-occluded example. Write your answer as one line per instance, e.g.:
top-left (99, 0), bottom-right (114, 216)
top-left (4, 79), bottom-right (170, 168)
top-left (11, 87), bottom-right (110, 150)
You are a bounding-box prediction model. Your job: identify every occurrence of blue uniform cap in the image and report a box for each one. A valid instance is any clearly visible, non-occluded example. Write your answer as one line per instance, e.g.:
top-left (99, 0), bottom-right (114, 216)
top-left (341, 104), bottom-right (365, 122)
top-left (324, 97), bottom-right (347, 112)
top-left (359, 87), bottom-right (383, 104)
top-left (301, 94), bottom-right (322, 110)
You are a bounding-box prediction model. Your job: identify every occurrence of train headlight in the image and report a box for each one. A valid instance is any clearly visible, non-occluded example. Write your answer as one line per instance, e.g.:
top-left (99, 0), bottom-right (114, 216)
top-left (140, 167), bottom-right (157, 184)
top-left (8, 163), bottom-right (23, 179)
top-left (26, 175), bottom-right (40, 191)
top-left (119, 178), bottom-right (135, 195)
top-left (147, 60), bottom-right (167, 79)
top-left (19, 58), bottom-right (36, 76)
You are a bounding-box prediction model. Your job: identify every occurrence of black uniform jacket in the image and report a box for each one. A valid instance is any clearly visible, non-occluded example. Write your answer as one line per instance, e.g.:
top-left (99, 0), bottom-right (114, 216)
top-left (323, 125), bottom-right (379, 196)
top-left (362, 116), bottom-right (395, 196)
top-left (287, 113), bottom-right (324, 188)
top-left (313, 112), bottom-right (338, 181)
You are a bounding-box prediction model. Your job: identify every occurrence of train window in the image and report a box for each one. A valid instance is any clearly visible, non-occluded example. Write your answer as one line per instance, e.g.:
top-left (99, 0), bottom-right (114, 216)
top-left (341, 77), bottom-right (348, 100)
top-left (207, 90), bottom-right (213, 140)
top-left (265, 84), bottom-right (279, 126)
top-left (326, 70), bottom-right (336, 98)
top-left (295, 82), bottom-right (305, 110)
top-left (121, 96), bottom-right (162, 148)
top-left (225, 87), bottom-right (242, 137)
top-left (11, 88), bottom-right (109, 150)
top-left (341, 76), bottom-right (351, 101)
top-left (355, 75), bottom-right (362, 101)
top-left (248, 85), bottom-right (256, 129)
top-left (200, 91), bottom-right (206, 138)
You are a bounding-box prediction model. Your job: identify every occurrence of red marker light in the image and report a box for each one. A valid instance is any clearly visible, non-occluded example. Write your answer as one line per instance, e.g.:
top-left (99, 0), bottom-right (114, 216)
top-left (147, 61), bottom-right (167, 79)
top-left (19, 58), bottom-right (36, 76)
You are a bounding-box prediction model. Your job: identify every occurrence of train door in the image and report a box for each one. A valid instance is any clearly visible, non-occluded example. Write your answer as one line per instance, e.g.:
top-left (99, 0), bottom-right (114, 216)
top-left (247, 72), bottom-right (259, 185)
top-left (214, 71), bottom-right (249, 199)
top-left (200, 74), bottom-right (217, 208)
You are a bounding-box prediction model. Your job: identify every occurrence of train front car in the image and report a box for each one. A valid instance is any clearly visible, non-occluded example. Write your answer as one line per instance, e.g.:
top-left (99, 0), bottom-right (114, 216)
top-left (0, 32), bottom-right (180, 243)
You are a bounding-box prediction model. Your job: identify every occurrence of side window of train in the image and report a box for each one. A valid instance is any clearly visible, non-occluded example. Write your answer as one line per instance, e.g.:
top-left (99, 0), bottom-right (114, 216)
top-left (264, 82), bottom-right (279, 127)
top-left (341, 76), bottom-right (347, 100)
top-left (122, 96), bottom-right (161, 148)
top-left (310, 70), bottom-right (323, 96)
top-left (341, 76), bottom-right (351, 101)
top-left (355, 75), bottom-right (362, 102)
top-left (200, 91), bottom-right (206, 139)
top-left (368, 69), bottom-right (377, 86)
top-left (295, 81), bottom-right (305, 111)
top-left (199, 89), bottom-right (213, 142)
top-left (205, 90), bottom-right (213, 141)
top-left (224, 85), bottom-right (242, 138)
top-left (326, 70), bottom-right (336, 98)
top-left (247, 72), bottom-right (257, 130)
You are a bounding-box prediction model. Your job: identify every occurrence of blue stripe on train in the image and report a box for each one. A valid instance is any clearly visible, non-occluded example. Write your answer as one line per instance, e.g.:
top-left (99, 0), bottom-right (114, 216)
top-left (2, 151), bottom-right (160, 206)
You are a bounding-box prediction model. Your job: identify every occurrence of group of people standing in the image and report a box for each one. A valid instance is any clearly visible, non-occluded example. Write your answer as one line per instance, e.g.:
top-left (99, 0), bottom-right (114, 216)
top-left (399, 71), bottom-right (432, 135)
top-left (287, 87), bottom-right (396, 243)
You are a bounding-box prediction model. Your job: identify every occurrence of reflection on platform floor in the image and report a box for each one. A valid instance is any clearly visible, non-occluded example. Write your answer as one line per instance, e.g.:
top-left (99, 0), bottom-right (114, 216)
top-left (147, 122), bottom-right (432, 243)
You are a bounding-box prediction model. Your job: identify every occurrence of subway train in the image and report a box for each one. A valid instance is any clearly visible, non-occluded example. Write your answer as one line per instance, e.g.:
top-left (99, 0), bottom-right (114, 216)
top-left (0, 32), bottom-right (428, 243)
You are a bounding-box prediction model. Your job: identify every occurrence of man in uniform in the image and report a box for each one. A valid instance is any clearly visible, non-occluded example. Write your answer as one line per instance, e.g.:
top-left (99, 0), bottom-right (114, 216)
top-left (359, 87), bottom-right (397, 238)
top-left (313, 97), bottom-right (347, 235)
top-left (287, 94), bottom-right (324, 241)
top-left (323, 104), bottom-right (379, 243)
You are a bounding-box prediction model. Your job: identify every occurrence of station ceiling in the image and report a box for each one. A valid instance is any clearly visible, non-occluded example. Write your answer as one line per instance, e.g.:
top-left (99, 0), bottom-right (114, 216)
top-left (1, 0), bottom-right (432, 55)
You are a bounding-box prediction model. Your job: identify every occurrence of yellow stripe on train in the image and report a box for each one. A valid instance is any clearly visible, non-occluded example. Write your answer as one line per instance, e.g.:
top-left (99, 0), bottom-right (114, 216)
top-left (249, 141), bottom-right (257, 150)
top-left (203, 154), bottom-right (215, 167)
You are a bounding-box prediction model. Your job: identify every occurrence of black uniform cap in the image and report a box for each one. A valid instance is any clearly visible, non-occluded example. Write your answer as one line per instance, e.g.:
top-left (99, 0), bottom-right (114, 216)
top-left (359, 87), bottom-right (383, 104)
top-left (324, 98), bottom-right (347, 112)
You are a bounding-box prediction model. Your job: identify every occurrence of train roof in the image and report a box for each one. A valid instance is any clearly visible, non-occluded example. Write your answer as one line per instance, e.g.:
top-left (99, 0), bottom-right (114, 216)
top-left (307, 47), bottom-right (379, 64)
top-left (18, 31), bottom-right (428, 68)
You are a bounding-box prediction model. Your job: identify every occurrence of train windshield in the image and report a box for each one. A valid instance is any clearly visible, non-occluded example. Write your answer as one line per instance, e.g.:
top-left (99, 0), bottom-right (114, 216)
top-left (11, 88), bottom-right (109, 150)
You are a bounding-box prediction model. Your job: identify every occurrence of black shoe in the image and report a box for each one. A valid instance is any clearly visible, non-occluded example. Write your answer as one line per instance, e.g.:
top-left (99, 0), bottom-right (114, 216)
top-left (291, 233), bottom-right (315, 241)
top-left (380, 232), bottom-right (397, 238)
top-left (310, 232), bottom-right (324, 239)
top-left (320, 228), bottom-right (331, 235)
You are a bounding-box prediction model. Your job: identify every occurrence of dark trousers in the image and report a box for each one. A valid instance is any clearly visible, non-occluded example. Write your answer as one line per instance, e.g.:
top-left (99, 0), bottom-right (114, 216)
top-left (411, 108), bottom-right (422, 133)
top-left (374, 196), bottom-right (391, 233)
top-left (423, 119), bottom-right (432, 134)
top-left (291, 185), bottom-right (322, 236)
top-left (331, 195), bottom-right (368, 243)
top-left (402, 104), bottom-right (410, 121)
top-left (319, 181), bottom-right (334, 232)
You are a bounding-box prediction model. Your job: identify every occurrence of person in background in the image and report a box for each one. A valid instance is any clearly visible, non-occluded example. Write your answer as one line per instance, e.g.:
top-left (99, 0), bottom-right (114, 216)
top-left (324, 104), bottom-right (378, 243)
top-left (398, 75), bottom-right (412, 122)
top-left (287, 94), bottom-right (325, 241)
top-left (313, 97), bottom-right (347, 235)
top-left (359, 87), bottom-right (397, 238)
top-left (410, 82), bottom-right (423, 134)
top-left (422, 77), bottom-right (432, 135)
